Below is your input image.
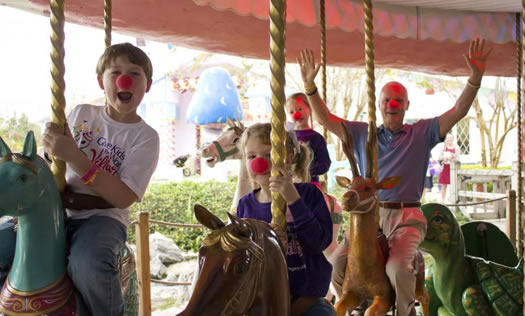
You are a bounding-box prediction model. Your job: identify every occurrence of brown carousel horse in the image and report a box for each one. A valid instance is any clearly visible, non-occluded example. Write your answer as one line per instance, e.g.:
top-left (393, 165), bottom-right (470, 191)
top-left (333, 124), bottom-right (428, 316)
top-left (178, 204), bottom-right (291, 316)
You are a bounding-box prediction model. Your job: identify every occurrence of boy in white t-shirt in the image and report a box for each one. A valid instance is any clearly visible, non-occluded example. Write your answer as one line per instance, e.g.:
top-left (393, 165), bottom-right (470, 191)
top-left (0, 43), bottom-right (159, 316)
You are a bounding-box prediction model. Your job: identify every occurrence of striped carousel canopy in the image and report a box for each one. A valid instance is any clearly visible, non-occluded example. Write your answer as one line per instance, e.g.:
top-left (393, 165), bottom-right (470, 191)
top-left (4, 0), bottom-right (521, 76)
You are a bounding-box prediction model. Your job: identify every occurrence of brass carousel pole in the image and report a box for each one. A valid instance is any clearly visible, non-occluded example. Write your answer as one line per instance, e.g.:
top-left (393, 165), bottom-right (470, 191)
top-left (363, 0), bottom-right (377, 179)
top-left (104, 0), bottom-right (112, 48)
top-left (516, 0), bottom-right (525, 315)
top-left (320, 0), bottom-right (329, 185)
top-left (517, 12), bottom-right (524, 258)
top-left (269, 0), bottom-right (287, 232)
top-left (49, 0), bottom-right (67, 191)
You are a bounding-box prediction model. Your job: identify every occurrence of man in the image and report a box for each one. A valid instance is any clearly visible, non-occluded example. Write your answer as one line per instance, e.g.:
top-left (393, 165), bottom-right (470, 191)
top-left (297, 38), bottom-right (491, 316)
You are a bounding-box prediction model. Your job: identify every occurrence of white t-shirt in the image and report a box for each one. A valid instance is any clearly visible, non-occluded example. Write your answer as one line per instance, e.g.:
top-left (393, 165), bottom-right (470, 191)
top-left (66, 104), bottom-right (160, 227)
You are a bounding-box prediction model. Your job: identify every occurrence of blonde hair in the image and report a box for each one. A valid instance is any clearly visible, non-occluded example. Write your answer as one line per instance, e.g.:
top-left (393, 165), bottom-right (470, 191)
top-left (96, 42), bottom-right (153, 80)
top-left (286, 93), bottom-right (314, 128)
top-left (240, 123), bottom-right (312, 183)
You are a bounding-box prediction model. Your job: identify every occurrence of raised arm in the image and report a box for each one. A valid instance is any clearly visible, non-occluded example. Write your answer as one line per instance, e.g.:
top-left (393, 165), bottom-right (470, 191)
top-left (438, 38), bottom-right (492, 138)
top-left (298, 49), bottom-right (346, 140)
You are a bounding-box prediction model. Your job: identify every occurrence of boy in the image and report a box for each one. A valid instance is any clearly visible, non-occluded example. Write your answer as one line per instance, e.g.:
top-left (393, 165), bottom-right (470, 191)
top-left (0, 42), bottom-right (160, 316)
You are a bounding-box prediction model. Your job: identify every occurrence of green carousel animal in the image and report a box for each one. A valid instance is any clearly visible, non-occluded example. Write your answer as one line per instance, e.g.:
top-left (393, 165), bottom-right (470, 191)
top-left (420, 203), bottom-right (523, 316)
top-left (0, 132), bottom-right (137, 316)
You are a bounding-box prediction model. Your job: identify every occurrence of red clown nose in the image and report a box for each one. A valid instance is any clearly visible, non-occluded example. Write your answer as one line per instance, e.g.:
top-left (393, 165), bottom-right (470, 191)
top-left (250, 157), bottom-right (269, 174)
top-left (292, 111), bottom-right (302, 121)
top-left (116, 74), bottom-right (133, 90)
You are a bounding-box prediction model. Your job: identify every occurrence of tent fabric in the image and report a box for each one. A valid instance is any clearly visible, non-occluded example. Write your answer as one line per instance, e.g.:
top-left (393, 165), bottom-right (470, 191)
top-left (195, 0), bottom-right (517, 44)
top-left (4, 0), bottom-right (521, 76)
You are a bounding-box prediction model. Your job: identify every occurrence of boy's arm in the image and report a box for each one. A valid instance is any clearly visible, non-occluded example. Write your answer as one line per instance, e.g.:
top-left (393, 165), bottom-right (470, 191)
top-left (309, 133), bottom-right (331, 176)
top-left (298, 49), bottom-right (346, 140)
top-left (438, 38), bottom-right (491, 138)
top-left (43, 122), bottom-right (159, 209)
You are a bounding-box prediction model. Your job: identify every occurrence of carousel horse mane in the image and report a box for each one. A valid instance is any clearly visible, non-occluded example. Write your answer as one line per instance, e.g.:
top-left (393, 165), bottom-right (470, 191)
top-left (179, 204), bottom-right (290, 316)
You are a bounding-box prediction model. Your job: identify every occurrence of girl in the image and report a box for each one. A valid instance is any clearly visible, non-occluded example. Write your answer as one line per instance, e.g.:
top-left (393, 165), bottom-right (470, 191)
top-left (438, 133), bottom-right (461, 203)
top-left (237, 123), bottom-right (334, 316)
top-left (286, 93), bottom-right (331, 186)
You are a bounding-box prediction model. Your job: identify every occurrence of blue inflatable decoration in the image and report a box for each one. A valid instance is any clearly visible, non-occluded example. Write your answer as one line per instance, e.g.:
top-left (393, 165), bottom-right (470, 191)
top-left (186, 67), bottom-right (243, 125)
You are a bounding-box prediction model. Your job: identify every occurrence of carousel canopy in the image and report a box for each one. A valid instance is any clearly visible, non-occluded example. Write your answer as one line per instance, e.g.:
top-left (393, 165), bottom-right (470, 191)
top-left (5, 0), bottom-right (521, 76)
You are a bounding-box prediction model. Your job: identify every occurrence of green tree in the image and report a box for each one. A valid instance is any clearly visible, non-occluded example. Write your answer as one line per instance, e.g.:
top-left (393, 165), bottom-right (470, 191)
top-left (415, 76), bottom-right (516, 168)
top-left (0, 114), bottom-right (42, 152)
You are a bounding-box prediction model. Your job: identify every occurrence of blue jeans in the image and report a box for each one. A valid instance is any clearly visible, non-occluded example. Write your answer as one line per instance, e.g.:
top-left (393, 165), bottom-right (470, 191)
top-left (66, 216), bottom-right (127, 316)
top-left (0, 216), bottom-right (127, 316)
top-left (303, 298), bottom-right (336, 316)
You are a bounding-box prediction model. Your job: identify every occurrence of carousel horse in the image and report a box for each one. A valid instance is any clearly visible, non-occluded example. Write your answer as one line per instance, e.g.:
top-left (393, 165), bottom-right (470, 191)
top-left (179, 204), bottom-right (290, 315)
top-left (0, 132), bottom-right (137, 316)
top-left (199, 118), bottom-right (250, 213)
top-left (333, 124), bottom-right (429, 316)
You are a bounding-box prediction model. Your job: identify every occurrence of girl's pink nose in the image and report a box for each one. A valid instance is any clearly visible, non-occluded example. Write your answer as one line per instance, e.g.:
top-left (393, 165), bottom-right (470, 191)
top-left (250, 157), bottom-right (269, 174)
top-left (116, 74), bottom-right (133, 90)
top-left (292, 111), bottom-right (302, 121)
top-left (387, 99), bottom-right (401, 109)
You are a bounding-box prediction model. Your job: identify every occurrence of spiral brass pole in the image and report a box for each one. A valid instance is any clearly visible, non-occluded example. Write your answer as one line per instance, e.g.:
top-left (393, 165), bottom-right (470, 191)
top-left (49, 0), bottom-right (67, 191)
top-left (516, 12), bottom-right (524, 257)
top-left (363, 0), bottom-right (377, 180)
top-left (516, 0), bottom-right (525, 315)
top-left (104, 0), bottom-right (112, 48)
top-left (320, 0), bottom-right (329, 184)
top-left (269, 0), bottom-right (287, 232)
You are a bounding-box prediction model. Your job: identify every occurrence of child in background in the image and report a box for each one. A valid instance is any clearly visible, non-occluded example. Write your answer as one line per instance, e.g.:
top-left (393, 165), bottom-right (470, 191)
top-left (286, 93), bottom-right (331, 186)
top-left (237, 123), bottom-right (334, 316)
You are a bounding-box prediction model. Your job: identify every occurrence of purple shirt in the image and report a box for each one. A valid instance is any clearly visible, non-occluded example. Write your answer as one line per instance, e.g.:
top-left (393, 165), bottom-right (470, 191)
top-left (295, 129), bottom-right (331, 182)
top-left (236, 183), bottom-right (333, 299)
top-left (344, 118), bottom-right (442, 201)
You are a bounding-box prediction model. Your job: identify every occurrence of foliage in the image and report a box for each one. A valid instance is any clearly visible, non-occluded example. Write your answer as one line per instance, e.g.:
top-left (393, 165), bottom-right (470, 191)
top-left (0, 114), bottom-right (42, 151)
top-left (129, 179), bottom-right (236, 252)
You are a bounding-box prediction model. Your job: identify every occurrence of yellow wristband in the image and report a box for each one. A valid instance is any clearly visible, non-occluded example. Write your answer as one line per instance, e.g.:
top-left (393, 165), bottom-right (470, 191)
top-left (84, 169), bottom-right (100, 186)
top-left (304, 83), bottom-right (317, 91)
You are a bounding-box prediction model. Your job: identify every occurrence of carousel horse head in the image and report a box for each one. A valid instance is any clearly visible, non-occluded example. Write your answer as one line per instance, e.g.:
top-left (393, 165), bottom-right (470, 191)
top-left (0, 131), bottom-right (58, 218)
top-left (200, 118), bottom-right (245, 167)
top-left (179, 204), bottom-right (290, 316)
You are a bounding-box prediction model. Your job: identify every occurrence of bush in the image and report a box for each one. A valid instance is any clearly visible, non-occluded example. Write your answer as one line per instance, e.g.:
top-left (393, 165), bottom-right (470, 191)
top-left (129, 179), bottom-right (236, 252)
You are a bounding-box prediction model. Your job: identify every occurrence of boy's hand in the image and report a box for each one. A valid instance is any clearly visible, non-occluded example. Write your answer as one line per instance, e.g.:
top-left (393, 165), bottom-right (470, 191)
top-left (463, 37), bottom-right (492, 83)
top-left (298, 49), bottom-right (321, 87)
top-left (42, 122), bottom-right (78, 162)
top-left (269, 165), bottom-right (300, 205)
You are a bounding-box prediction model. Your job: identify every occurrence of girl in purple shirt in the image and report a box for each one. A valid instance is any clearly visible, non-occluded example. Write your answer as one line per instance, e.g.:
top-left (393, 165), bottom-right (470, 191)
top-left (286, 93), bottom-right (331, 185)
top-left (237, 123), bottom-right (334, 316)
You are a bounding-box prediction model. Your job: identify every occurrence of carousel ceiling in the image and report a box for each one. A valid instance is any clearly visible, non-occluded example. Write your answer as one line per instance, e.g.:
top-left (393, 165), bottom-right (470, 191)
top-left (2, 0), bottom-right (521, 76)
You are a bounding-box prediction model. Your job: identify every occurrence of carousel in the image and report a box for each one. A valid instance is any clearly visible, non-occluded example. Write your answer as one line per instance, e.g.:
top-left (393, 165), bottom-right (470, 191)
top-left (0, 1), bottom-right (523, 315)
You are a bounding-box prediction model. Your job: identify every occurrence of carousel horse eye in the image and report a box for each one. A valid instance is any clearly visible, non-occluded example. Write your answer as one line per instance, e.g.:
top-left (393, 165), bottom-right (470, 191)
top-left (19, 174), bottom-right (28, 183)
top-left (233, 137), bottom-right (240, 144)
top-left (432, 216), bottom-right (444, 224)
top-left (233, 258), bottom-right (249, 275)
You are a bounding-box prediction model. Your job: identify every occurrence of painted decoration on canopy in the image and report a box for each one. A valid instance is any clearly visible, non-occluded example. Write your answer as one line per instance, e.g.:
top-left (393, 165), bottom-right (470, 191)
top-left (186, 67), bottom-right (243, 125)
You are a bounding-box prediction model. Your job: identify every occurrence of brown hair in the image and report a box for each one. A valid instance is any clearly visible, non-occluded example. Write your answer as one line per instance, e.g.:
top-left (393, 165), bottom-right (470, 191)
top-left (240, 123), bottom-right (312, 183)
top-left (96, 42), bottom-right (153, 80)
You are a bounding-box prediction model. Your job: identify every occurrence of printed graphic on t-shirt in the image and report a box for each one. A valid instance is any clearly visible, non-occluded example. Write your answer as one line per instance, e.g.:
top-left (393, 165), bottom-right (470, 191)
top-left (286, 226), bottom-right (304, 256)
top-left (72, 121), bottom-right (125, 175)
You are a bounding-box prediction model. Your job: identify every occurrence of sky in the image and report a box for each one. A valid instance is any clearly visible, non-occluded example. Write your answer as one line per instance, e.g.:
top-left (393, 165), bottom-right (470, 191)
top-left (0, 6), bottom-right (203, 123)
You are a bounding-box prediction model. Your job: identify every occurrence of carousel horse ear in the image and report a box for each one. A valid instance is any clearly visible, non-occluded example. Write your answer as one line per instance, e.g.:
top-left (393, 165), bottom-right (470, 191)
top-left (22, 131), bottom-right (37, 160)
top-left (226, 212), bottom-right (250, 238)
top-left (0, 136), bottom-right (12, 157)
top-left (226, 117), bottom-right (235, 128)
top-left (336, 175), bottom-right (352, 189)
top-left (194, 204), bottom-right (225, 230)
